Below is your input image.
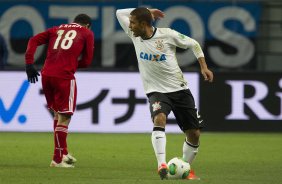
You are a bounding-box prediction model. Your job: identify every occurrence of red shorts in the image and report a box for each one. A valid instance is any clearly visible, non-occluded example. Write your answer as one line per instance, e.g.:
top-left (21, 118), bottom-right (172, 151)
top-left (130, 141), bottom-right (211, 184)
top-left (42, 75), bottom-right (77, 115)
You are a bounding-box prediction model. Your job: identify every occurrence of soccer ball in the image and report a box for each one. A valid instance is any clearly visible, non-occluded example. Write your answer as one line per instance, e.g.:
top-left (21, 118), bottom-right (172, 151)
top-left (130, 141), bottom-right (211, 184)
top-left (167, 157), bottom-right (190, 179)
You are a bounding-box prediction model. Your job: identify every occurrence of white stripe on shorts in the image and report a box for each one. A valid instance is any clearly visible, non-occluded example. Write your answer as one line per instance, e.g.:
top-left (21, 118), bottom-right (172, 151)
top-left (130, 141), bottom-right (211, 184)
top-left (68, 80), bottom-right (75, 112)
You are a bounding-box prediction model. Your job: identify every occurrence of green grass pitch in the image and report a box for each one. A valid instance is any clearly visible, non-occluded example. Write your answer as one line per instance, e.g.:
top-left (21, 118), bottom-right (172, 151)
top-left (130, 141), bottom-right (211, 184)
top-left (0, 132), bottom-right (282, 184)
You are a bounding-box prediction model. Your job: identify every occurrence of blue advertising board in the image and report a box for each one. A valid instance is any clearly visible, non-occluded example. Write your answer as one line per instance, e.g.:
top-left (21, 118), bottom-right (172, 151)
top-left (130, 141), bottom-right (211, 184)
top-left (0, 1), bottom-right (261, 68)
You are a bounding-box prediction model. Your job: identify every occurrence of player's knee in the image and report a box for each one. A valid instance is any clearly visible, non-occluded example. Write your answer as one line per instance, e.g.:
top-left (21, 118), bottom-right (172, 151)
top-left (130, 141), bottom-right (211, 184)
top-left (58, 113), bottom-right (71, 126)
top-left (191, 129), bottom-right (200, 138)
top-left (186, 129), bottom-right (200, 143)
top-left (53, 111), bottom-right (59, 120)
top-left (153, 113), bottom-right (166, 127)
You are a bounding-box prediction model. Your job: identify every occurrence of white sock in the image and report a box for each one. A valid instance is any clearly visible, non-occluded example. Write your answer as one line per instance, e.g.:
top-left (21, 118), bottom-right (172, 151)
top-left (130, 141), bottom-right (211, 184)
top-left (182, 139), bottom-right (199, 164)
top-left (151, 130), bottom-right (166, 167)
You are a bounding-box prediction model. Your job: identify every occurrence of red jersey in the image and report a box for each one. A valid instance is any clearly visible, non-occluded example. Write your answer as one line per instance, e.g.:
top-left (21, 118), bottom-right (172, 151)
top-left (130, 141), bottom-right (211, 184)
top-left (25, 23), bottom-right (94, 79)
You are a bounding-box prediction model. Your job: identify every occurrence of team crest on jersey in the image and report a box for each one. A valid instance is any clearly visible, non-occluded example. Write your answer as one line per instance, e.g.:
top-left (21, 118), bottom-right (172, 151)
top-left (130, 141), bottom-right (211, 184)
top-left (152, 101), bottom-right (161, 112)
top-left (155, 40), bottom-right (164, 50)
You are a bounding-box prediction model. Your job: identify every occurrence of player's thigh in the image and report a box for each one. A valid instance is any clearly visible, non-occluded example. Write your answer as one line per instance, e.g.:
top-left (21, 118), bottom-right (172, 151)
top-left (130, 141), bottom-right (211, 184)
top-left (41, 75), bottom-right (55, 109)
top-left (174, 107), bottom-right (203, 131)
top-left (172, 90), bottom-right (203, 131)
top-left (54, 78), bottom-right (77, 115)
top-left (147, 92), bottom-right (172, 122)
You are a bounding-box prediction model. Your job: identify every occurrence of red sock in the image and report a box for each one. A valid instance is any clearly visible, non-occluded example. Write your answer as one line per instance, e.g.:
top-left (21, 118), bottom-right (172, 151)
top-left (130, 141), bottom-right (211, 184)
top-left (63, 145), bottom-right (68, 155)
top-left (53, 119), bottom-right (58, 131)
top-left (53, 125), bottom-right (68, 163)
top-left (53, 120), bottom-right (68, 154)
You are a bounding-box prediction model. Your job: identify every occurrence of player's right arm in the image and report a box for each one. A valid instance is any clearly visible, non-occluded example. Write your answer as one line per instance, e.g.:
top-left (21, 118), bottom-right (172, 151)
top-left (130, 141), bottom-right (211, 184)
top-left (116, 8), bottom-right (134, 35)
top-left (25, 29), bottom-right (51, 65)
top-left (147, 8), bottom-right (165, 21)
top-left (25, 29), bottom-right (51, 83)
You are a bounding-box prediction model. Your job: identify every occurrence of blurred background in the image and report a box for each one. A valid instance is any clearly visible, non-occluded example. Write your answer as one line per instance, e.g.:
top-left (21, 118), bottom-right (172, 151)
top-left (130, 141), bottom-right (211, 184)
top-left (0, 0), bottom-right (282, 133)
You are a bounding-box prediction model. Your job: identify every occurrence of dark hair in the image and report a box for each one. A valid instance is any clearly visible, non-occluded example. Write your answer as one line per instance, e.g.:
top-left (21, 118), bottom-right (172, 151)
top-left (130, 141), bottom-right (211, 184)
top-left (130, 7), bottom-right (152, 26)
top-left (73, 14), bottom-right (92, 27)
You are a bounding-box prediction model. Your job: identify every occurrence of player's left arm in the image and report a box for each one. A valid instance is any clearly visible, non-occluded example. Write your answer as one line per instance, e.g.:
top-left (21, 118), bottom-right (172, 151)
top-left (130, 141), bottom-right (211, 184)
top-left (189, 39), bottom-right (213, 82)
top-left (169, 29), bottom-right (213, 82)
top-left (78, 30), bottom-right (94, 68)
top-left (198, 57), bottom-right (213, 82)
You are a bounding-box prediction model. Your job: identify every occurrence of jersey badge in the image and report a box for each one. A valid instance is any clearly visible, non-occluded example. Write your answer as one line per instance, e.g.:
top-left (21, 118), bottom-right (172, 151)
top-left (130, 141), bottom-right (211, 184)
top-left (152, 101), bottom-right (162, 112)
top-left (155, 40), bottom-right (164, 50)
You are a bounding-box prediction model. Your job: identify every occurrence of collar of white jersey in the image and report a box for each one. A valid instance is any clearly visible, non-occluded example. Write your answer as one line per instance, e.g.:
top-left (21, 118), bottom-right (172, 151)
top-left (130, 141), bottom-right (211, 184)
top-left (142, 27), bottom-right (157, 40)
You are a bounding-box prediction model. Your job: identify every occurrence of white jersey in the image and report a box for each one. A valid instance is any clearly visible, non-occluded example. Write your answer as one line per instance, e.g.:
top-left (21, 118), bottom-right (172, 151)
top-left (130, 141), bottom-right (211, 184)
top-left (116, 8), bottom-right (204, 94)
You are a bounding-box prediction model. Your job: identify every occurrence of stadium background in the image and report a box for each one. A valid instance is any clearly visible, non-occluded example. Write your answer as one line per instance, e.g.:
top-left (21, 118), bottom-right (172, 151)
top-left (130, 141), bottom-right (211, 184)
top-left (1, 1), bottom-right (282, 184)
top-left (0, 0), bottom-right (282, 132)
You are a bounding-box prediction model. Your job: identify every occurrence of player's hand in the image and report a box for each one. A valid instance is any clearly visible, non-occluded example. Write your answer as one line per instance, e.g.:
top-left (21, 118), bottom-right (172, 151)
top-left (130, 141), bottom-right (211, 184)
top-left (25, 64), bottom-right (40, 83)
top-left (201, 68), bottom-right (213, 82)
top-left (149, 9), bottom-right (165, 21)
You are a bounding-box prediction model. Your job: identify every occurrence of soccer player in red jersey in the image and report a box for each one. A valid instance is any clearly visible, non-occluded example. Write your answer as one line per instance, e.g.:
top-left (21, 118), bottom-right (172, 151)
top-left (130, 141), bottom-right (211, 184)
top-left (25, 14), bottom-right (94, 168)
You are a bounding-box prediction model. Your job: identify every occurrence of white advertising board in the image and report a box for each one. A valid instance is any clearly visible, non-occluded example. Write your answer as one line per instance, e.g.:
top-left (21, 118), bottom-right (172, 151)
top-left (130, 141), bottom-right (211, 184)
top-left (0, 71), bottom-right (199, 133)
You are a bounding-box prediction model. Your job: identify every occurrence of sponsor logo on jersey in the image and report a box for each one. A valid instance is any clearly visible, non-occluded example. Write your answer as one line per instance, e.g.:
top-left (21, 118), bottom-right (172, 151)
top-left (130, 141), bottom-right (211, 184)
top-left (140, 52), bottom-right (166, 62)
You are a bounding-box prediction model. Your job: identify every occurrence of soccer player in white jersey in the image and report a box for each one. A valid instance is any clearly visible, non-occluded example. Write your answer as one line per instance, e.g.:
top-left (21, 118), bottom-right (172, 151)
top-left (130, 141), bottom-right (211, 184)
top-left (116, 7), bottom-right (213, 180)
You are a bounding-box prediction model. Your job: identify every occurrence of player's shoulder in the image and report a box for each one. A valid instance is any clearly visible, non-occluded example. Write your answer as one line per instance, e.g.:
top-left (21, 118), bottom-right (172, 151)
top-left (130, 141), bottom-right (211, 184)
top-left (156, 27), bottom-right (174, 35)
top-left (45, 25), bottom-right (59, 34)
top-left (155, 28), bottom-right (175, 40)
